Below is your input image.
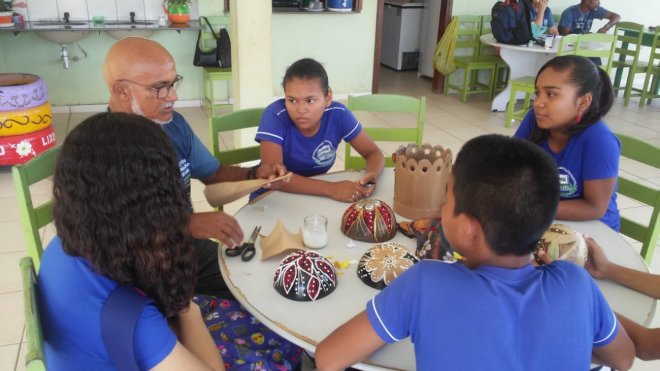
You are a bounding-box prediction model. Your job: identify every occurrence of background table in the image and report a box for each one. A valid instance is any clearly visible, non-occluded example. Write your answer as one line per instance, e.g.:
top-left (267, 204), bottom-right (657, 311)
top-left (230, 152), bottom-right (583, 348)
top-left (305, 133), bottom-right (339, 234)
top-left (480, 33), bottom-right (559, 112)
top-left (219, 168), bottom-right (656, 370)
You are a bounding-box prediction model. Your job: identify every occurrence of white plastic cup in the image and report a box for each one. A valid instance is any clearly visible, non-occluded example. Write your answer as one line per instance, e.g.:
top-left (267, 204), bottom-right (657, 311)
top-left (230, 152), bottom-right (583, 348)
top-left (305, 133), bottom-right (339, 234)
top-left (302, 215), bottom-right (328, 249)
top-left (158, 15), bottom-right (167, 27)
top-left (544, 35), bottom-right (554, 49)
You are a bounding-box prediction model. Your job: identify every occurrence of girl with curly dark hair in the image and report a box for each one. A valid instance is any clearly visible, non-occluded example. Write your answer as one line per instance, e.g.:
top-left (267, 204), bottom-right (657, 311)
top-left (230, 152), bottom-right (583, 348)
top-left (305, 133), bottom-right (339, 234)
top-left (37, 112), bottom-right (224, 370)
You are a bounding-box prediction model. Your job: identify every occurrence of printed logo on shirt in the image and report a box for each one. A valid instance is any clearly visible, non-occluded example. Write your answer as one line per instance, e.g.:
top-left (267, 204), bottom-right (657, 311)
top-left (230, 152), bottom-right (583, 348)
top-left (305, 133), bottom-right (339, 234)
top-left (558, 166), bottom-right (578, 198)
top-left (312, 140), bottom-right (336, 168)
top-left (179, 158), bottom-right (192, 195)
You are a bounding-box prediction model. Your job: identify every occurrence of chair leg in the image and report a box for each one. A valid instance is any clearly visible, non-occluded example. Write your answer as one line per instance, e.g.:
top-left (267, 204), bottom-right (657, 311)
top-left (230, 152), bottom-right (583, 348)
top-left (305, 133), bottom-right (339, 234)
top-left (623, 68), bottom-right (636, 107)
top-left (486, 67), bottom-right (496, 101)
top-left (505, 85), bottom-right (518, 128)
top-left (461, 68), bottom-right (470, 103)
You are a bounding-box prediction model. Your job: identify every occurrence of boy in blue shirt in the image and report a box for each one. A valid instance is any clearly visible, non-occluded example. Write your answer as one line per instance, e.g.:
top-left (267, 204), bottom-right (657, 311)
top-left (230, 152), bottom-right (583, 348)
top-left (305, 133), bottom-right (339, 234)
top-left (559, 0), bottom-right (620, 35)
top-left (316, 134), bottom-right (634, 370)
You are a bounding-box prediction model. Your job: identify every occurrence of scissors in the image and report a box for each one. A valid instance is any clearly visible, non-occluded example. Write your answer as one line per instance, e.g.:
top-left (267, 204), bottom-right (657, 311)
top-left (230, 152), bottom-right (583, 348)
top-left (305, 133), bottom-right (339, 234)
top-left (225, 226), bottom-right (261, 262)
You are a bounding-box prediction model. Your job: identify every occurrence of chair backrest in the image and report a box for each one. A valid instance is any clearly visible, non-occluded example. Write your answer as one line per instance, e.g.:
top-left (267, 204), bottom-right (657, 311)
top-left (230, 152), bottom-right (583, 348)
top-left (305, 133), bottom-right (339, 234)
top-left (200, 15), bottom-right (231, 52)
top-left (615, 133), bottom-right (660, 264)
top-left (479, 15), bottom-right (498, 56)
top-left (454, 15), bottom-right (483, 57)
top-left (210, 107), bottom-right (264, 165)
top-left (345, 94), bottom-right (425, 170)
top-left (20, 257), bottom-right (46, 371)
top-left (12, 146), bottom-right (60, 272)
top-left (557, 33), bottom-right (617, 72)
top-left (612, 22), bottom-right (645, 68)
top-left (646, 27), bottom-right (660, 74)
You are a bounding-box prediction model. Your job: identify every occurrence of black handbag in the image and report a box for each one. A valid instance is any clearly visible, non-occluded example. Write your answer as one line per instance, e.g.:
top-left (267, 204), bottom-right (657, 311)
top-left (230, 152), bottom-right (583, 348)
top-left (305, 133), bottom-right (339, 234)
top-left (193, 16), bottom-right (232, 68)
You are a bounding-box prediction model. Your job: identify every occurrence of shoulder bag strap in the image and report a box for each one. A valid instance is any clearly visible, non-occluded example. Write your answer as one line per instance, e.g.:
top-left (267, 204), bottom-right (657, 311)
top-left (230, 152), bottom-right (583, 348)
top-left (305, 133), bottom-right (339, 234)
top-left (200, 16), bottom-right (218, 40)
top-left (101, 285), bottom-right (153, 371)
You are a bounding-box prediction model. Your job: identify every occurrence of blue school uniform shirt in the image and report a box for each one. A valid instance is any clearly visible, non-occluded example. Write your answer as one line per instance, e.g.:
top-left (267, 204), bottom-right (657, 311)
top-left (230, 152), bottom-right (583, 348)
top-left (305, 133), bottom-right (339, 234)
top-left (367, 260), bottom-right (618, 371)
top-left (514, 110), bottom-right (620, 231)
top-left (559, 4), bottom-right (608, 34)
top-left (530, 7), bottom-right (555, 37)
top-left (255, 99), bottom-right (362, 176)
top-left (38, 236), bottom-right (177, 370)
top-left (161, 111), bottom-right (220, 208)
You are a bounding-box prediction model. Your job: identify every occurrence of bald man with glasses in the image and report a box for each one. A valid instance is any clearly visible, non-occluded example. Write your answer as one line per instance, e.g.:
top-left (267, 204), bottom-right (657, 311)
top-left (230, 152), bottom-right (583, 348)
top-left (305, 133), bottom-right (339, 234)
top-left (103, 37), bottom-right (286, 297)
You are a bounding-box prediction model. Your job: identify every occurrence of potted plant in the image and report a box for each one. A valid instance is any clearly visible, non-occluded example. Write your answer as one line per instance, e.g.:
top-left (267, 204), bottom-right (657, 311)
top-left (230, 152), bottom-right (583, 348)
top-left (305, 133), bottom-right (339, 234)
top-left (162, 0), bottom-right (191, 24)
top-left (0, 1), bottom-right (13, 25)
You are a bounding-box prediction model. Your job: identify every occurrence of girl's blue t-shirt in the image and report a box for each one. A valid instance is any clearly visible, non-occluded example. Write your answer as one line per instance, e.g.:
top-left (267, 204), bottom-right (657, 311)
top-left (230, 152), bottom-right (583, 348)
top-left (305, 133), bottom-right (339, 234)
top-left (255, 99), bottom-right (362, 176)
top-left (514, 110), bottom-right (621, 231)
top-left (530, 7), bottom-right (555, 37)
top-left (38, 236), bottom-right (177, 370)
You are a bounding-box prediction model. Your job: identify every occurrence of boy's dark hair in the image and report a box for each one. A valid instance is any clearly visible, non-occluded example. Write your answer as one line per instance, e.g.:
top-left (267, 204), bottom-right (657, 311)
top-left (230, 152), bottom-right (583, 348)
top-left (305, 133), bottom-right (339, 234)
top-left (530, 55), bottom-right (614, 144)
top-left (282, 58), bottom-right (329, 95)
top-left (452, 134), bottom-right (559, 256)
top-left (54, 112), bottom-right (195, 319)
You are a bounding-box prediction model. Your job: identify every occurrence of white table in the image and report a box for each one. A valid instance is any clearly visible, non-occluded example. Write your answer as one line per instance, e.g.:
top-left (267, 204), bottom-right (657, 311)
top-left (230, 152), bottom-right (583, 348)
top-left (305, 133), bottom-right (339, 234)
top-left (219, 168), bottom-right (656, 370)
top-left (480, 33), bottom-right (559, 112)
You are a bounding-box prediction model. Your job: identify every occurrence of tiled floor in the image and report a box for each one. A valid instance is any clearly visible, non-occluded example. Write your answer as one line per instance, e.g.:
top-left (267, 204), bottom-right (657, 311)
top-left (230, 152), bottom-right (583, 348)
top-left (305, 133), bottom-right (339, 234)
top-left (1, 67), bottom-right (659, 370)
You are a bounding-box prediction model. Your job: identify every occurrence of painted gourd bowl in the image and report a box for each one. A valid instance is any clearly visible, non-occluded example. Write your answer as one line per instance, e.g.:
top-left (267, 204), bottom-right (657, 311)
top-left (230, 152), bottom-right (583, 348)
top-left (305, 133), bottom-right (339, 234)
top-left (341, 198), bottom-right (397, 243)
top-left (533, 223), bottom-right (588, 267)
top-left (357, 242), bottom-right (418, 290)
top-left (272, 249), bottom-right (337, 301)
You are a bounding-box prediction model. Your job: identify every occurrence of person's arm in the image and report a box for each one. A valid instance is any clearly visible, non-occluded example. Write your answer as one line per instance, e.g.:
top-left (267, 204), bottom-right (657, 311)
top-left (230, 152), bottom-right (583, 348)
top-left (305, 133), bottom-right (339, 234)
top-left (591, 321), bottom-right (635, 370)
top-left (555, 177), bottom-right (616, 221)
top-left (348, 131), bottom-right (385, 197)
top-left (548, 26), bottom-right (559, 36)
top-left (534, 0), bottom-right (547, 26)
top-left (585, 236), bottom-right (660, 299)
top-left (315, 311), bottom-right (386, 371)
top-left (557, 10), bottom-right (571, 35)
top-left (616, 314), bottom-right (660, 361)
top-left (597, 11), bottom-right (621, 34)
top-left (151, 302), bottom-right (224, 371)
top-left (259, 140), bottom-right (374, 202)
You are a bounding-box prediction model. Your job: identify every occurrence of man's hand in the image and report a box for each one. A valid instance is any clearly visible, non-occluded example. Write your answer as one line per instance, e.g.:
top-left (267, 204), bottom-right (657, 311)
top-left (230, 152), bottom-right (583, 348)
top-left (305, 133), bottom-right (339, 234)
top-left (584, 235), bottom-right (612, 279)
top-left (189, 211), bottom-right (243, 247)
top-left (256, 163), bottom-right (288, 190)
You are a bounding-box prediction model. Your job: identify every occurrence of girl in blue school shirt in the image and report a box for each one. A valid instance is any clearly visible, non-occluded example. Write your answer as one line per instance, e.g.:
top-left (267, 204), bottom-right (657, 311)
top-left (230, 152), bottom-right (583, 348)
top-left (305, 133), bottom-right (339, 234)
top-left (514, 55), bottom-right (620, 231)
top-left (255, 58), bottom-right (384, 203)
top-left (530, 0), bottom-right (559, 38)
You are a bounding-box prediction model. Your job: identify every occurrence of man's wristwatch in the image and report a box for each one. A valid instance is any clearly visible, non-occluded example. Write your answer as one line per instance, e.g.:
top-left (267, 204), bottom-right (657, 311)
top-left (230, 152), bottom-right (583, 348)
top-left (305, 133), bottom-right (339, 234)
top-left (247, 165), bottom-right (259, 180)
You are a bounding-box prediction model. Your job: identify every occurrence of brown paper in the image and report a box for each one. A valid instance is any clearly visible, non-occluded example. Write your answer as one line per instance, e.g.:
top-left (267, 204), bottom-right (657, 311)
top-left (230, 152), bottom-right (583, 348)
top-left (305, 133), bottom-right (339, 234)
top-left (203, 172), bottom-right (292, 207)
top-left (260, 219), bottom-right (305, 260)
top-left (393, 144), bottom-right (452, 219)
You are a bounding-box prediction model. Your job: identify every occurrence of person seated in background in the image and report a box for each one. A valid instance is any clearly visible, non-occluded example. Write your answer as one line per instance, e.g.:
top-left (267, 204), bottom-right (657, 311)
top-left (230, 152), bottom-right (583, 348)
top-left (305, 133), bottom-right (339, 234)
top-left (530, 0), bottom-right (559, 38)
top-left (558, 0), bottom-right (620, 35)
top-left (103, 37), bottom-right (287, 298)
top-left (584, 238), bottom-right (660, 361)
top-left (315, 134), bottom-right (634, 371)
top-left (38, 112), bottom-right (224, 370)
top-left (514, 55), bottom-right (621, 232)
top-left (255, 58), bottom-right (384, 203)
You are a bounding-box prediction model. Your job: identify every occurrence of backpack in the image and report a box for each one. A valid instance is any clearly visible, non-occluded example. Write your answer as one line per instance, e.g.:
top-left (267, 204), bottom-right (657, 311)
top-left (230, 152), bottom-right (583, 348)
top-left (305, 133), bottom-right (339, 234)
top-left (491, 0), bottom-right (532, 45)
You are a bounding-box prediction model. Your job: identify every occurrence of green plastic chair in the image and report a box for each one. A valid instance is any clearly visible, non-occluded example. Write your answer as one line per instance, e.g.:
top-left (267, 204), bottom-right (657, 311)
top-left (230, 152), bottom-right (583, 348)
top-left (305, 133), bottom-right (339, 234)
top-left (444, 15), bottom-right (500, 102)
top-left (615, 133), bottom-right (660, 264)
top-left (611, 22), bottom-right (646, 105)
top-left (201, 15), bottom-right (232, 115)
top-left (12, 146), bottom-right (60, 272)
top-left (570, 33), bottom-right (617, 72)
top-left (210, 107), bottom-right (264, 166)
top-left (20, 257), bottom-right (46, 371)
top-left (345, 94), bottom-right (425, 170)
top-left (627, 27), bottom-right (660, 107)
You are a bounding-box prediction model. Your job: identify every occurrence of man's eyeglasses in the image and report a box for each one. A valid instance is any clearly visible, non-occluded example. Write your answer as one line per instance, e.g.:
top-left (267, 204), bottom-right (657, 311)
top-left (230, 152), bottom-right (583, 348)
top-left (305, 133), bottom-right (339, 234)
top-left (120, 75), bottom-right (183, 99)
